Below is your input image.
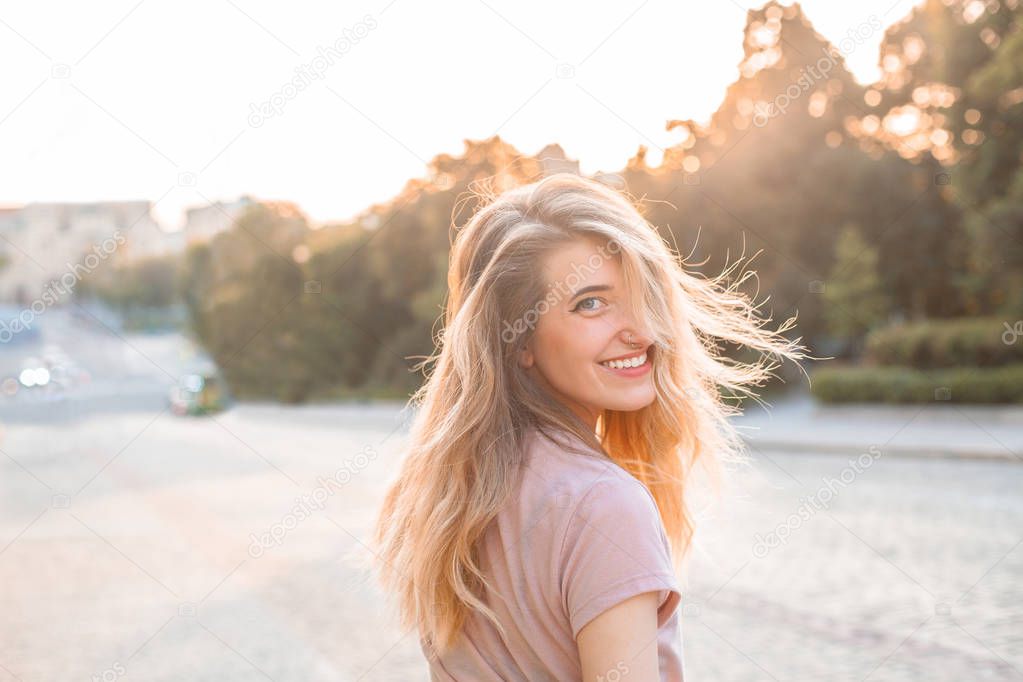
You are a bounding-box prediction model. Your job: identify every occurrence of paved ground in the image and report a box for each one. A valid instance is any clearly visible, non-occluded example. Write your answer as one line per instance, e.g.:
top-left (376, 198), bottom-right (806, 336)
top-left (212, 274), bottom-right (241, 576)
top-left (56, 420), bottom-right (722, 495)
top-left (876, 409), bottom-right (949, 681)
top-left (735, 394), bottom-right (1023, 462)
top-left (681, 446), bottom-right (1023, 681)
top-left (0, 310), bottom-right (1020, 681)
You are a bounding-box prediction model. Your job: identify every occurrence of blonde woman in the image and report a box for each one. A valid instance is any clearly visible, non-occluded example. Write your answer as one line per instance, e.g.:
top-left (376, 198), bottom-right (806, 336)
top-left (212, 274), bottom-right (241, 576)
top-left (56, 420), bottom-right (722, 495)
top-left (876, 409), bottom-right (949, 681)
top-left (371, 172), bottom-right (808, 680)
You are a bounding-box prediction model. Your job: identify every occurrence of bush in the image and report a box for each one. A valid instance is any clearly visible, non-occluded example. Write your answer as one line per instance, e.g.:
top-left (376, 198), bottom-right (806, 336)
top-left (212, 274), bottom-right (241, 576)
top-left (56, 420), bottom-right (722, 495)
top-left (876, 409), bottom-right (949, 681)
top-left (811, 363), bottom-right (1023, 403)
top-left (865, 316), bottom-right (1023, 369)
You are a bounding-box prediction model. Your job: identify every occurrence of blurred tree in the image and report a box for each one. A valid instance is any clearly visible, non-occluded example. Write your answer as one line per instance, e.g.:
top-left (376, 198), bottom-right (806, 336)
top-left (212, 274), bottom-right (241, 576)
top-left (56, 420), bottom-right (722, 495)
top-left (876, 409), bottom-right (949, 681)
top-left (79, 252), bottom-right (182, 310)
top-left (182, 201), bottom-right (313, 401)
top-left (181, 241), bottom-right (214, 345)
top-left (177, 0), bottom-right (1018, 400)
top-left (823, 223), bottom-right (891, 349)
top-left (863, 0), bottom-right (1023, 314)
top-left (625, 0), bottom-right (968, 353)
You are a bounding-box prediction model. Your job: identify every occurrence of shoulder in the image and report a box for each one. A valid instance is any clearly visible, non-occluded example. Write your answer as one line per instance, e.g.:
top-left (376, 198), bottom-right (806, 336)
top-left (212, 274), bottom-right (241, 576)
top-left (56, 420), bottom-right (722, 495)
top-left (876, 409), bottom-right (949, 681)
top-left (562, 475), bottom-right (665, 554)
top-left (522, 426), bottom-right (657, 517)
top-left (550, 460), bottom-right (679, 639)
top-left (523, 426), bottom-right (629, 488)
top-left (518, 427), bottom-right (680, 638)
top-left (520, 427), bottom-right (665, 553)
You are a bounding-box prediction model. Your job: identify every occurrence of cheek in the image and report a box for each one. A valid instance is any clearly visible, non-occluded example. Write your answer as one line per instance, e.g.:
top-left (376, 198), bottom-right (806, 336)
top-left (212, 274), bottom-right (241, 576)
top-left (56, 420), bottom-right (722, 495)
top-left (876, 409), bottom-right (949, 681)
top-left (541, 325), bottom-right (601, 374)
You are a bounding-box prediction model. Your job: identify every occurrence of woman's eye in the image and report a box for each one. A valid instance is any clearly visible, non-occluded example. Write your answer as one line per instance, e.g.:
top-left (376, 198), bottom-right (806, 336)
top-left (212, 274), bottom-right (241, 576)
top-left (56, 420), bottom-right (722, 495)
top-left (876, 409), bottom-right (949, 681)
top-left (572, 297), bottom-right (605, 313)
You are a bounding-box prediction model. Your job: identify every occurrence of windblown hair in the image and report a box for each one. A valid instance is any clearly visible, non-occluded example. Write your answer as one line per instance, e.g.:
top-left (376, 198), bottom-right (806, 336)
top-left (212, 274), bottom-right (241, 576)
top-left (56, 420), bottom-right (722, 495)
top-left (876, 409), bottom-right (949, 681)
top-left (371, 172), bottom-right (810, 656)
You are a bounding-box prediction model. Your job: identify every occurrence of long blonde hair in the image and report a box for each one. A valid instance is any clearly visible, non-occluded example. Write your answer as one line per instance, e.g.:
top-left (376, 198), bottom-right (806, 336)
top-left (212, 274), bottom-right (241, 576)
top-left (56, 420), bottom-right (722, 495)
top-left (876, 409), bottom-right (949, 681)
top-left (371, 171), bottom-right (810, 655)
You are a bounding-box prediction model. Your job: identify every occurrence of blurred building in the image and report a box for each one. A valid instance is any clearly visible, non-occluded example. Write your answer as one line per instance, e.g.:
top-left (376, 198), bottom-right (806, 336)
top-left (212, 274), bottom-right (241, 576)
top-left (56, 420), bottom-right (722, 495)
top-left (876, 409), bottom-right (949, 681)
top-left (535, 144), bottom-right (624, 188)
top-left (592, 171), bottom-right (626, 189)
top-left (537, 144), bottom-right (580, 176)
top-left (184, 195), bottom-right (255, 245)
top-left (0, 201), bottom-right (182, 304)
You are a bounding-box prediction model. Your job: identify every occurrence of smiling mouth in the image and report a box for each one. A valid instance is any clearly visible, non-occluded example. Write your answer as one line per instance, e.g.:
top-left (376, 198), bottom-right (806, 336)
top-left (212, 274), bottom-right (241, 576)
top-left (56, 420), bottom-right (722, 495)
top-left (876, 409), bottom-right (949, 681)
top-left (598, 345), bottom-right (653, 369)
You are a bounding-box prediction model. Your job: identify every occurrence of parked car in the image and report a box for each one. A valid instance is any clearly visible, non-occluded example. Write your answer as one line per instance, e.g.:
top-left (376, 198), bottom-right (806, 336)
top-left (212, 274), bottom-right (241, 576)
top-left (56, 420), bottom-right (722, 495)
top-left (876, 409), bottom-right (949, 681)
top-left (169, 370), bottom-right (230, 416)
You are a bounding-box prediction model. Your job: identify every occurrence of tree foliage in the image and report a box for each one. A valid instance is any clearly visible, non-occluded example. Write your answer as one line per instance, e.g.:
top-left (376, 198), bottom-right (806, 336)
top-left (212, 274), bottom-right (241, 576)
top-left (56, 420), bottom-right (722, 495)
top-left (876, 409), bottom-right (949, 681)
top-left (178, 0), bottom-right (1023, 400)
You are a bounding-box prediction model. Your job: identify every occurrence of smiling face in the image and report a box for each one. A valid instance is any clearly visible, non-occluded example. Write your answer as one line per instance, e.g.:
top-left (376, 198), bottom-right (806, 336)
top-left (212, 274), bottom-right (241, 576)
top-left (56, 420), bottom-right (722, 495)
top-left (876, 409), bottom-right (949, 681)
top-left (518, 237), bottom-right (657, 431)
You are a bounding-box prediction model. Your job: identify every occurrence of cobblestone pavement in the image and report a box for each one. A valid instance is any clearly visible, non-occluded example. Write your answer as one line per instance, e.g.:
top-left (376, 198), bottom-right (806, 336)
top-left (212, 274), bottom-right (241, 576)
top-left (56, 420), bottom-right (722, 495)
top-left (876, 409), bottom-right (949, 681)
top-left (1, 401), bottom-right (1019, 681)
top-left (682, 445), bottom-right (1023, 681)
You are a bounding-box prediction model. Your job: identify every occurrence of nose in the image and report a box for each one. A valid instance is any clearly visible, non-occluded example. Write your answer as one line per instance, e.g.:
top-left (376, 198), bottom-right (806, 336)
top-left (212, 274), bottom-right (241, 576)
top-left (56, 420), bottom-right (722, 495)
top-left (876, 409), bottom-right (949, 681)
top-left (612, 305), bottom-right (652, 349)
top-left (620, 328), bottom-right (651, 348)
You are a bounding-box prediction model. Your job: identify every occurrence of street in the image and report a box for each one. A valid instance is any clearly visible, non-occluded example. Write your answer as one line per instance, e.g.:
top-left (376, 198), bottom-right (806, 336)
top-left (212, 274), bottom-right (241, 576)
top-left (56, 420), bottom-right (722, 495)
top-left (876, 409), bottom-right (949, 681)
top-left (1, 310), bottom-right (1020, 681)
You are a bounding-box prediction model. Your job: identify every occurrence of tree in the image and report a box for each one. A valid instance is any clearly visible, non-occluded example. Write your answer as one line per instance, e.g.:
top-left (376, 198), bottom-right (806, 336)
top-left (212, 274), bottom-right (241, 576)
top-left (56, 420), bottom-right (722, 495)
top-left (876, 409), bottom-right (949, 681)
top-left (823, 223), bottom-right (891, 350)
top-left (863, 0), bottom-right (1023, 314)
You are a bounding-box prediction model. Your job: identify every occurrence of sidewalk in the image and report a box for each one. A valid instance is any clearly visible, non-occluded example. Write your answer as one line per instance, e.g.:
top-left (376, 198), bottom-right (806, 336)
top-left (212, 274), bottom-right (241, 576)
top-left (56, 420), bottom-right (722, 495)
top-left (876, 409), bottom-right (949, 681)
top-left (342, 394), bottom-right (1023, 462)
top-left (734, 393), bottom-right (1023, 462)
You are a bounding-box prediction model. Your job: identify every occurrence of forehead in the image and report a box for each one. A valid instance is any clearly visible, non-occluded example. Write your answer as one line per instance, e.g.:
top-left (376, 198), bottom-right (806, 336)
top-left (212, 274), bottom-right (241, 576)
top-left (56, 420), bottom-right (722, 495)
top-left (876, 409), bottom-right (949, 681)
top-left (541, 238), bottom-right (622, 288)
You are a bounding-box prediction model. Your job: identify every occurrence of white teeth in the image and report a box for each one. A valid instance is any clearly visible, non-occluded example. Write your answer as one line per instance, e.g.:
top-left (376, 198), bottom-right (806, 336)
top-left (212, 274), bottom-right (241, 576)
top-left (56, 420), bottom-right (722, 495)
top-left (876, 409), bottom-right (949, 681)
top-left (601, 352), bottom-right (647, 369)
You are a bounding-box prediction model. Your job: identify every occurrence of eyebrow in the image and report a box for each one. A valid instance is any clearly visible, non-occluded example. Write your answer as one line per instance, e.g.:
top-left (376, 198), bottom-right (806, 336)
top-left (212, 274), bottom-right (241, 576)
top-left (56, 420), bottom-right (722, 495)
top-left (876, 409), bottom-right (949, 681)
top-left (569, 284), bottom-right (613, 301)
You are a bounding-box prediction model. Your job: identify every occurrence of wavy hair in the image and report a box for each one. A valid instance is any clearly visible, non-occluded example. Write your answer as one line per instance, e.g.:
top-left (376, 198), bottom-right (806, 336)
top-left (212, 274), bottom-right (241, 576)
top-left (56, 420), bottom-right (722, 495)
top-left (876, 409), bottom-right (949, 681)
top-left (370, 171), bottom-right (810, 656)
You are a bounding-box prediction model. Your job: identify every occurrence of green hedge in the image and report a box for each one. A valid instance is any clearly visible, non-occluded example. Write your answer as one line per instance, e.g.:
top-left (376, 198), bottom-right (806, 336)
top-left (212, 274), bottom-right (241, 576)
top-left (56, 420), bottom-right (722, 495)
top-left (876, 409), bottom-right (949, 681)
top-left (865, 316), bottom-right (1023, 369)
top-left (811, 364), bottom-right (1023, 404)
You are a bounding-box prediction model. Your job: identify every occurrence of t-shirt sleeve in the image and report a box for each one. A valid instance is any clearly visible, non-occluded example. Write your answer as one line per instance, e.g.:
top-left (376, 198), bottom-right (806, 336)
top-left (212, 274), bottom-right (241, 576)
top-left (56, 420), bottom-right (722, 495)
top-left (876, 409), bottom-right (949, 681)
top-left (560, 476), bottom-right (682, 640)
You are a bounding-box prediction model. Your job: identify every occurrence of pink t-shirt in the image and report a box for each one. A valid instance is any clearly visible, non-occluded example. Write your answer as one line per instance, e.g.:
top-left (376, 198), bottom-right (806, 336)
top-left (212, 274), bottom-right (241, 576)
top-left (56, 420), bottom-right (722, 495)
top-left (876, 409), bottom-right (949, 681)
top-left (421, 426), bottom-right (684, 681)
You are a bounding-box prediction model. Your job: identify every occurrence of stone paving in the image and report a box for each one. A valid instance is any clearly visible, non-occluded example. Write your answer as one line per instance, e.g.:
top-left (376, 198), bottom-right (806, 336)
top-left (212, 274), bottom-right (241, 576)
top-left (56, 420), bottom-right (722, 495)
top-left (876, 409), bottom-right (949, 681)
top-left (1, 402), bottom-right (1019, 681)
top-left (681, 445), bottom-right (1023, 681)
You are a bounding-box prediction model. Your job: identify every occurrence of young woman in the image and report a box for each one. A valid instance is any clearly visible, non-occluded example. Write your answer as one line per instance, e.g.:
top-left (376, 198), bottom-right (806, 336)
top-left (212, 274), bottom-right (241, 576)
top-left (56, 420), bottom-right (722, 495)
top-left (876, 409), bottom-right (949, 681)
top-left (371, 172), bottom-right (808, 680)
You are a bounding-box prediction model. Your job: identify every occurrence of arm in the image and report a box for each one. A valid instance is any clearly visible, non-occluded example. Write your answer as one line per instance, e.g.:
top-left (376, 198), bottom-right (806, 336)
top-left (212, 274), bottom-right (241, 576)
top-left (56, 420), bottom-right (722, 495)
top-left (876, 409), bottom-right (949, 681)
top-left (577, 590), bottom-right (660, 681)
top-left (561, 478), bottom-right (681, 680)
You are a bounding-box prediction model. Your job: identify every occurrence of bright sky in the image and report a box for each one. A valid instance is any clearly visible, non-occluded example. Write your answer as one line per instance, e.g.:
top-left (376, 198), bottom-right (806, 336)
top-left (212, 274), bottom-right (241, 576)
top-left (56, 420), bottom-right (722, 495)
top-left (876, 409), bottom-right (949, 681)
top-left (0, 0), bottom-right (925, 231)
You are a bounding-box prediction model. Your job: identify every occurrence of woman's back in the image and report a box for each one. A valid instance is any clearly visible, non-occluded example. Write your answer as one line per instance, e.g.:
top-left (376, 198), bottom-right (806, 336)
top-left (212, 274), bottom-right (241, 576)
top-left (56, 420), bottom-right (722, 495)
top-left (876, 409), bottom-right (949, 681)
top-left (422, 426), bottom-right (684, 681)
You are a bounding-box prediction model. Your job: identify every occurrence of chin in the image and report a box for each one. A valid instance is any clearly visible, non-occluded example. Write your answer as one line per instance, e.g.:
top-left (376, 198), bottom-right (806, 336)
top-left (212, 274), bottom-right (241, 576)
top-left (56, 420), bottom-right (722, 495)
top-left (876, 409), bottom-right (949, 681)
top-left (599, 389), bottom-right (657, 413)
